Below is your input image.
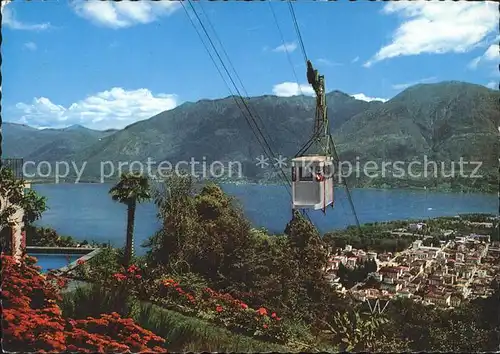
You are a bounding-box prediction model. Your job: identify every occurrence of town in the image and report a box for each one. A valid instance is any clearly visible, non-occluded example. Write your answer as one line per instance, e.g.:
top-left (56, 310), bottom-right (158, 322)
top-left (324, 215), bottom-right (500, 308)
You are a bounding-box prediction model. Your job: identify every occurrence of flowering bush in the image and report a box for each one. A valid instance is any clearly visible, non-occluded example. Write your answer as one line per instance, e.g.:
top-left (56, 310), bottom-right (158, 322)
top-left (66, 312), bottom-right (165, 353)
top-left (156, 277), bottom-right (289, 343)
top-left (71, 258), bottom-right (292, 344)
top-left (1, 254), bottom-right (167, 353)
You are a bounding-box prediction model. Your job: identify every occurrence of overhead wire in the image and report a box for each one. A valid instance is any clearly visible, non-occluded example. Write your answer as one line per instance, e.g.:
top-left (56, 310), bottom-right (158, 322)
top-left (183, 0), bottom-right (295, 203)
top-left (287, 0), bottom-right (362, 233)
top-left (187, 2), bottom-right (292, 194)
top-left (197, 1), bottom-right (275, 142)
top-left (330, 134), bottom-right (361, 231)
top-left (267, 0), bottom-right (314, 150)
top-left (268, 1), bottom-right (304, 97)
top-left (285, 0), bottom-right (319, 158)
top-left (179, 1), bottom-right (271, 180)
top-left (186, 0), bottom-right (316, 225)
top-left (287, 0), bottom-right (308, 63)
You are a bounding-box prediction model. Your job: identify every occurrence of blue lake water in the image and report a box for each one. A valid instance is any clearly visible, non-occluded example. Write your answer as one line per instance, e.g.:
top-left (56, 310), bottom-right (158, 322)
top-left (29, 254), bottom-right (81, 273)
top-left (33, 183), bottom-right (497, 256)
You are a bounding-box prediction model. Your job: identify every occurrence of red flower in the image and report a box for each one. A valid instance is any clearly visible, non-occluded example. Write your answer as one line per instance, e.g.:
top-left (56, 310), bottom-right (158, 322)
top-left (127, 264), bottom-right (139, 273)
top-left (240, 303), bottom-right (248, 310)
top-left (256, 307), bottom-right (267, 316)
top-left (135, 274), bottom-right (142, 279)
top-left (216, 305), bottom-right (223, 313)
top-left (271, 312), bottom-right (276, 318)
top-left (77, 259), bottom-right (85, 265)
top-left (113, 273), bottom-right (127, 281)
top-left (162, 279), bottom-right (174, 287)
top-left (1, 255), bottom-right (167, 353)
top-left (263, 324), bottom-right (268, 329)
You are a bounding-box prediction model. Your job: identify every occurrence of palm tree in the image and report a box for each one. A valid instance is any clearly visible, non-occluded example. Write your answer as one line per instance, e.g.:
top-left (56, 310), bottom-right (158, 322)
top-left (109, 172), bottom-right (151, 266)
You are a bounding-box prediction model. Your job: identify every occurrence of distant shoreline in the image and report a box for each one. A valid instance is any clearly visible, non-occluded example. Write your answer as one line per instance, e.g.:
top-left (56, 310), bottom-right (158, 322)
top-left (28, 178), bottom-right (497, 196)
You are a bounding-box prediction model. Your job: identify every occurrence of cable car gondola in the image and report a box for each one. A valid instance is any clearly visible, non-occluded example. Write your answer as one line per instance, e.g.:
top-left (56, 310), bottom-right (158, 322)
top-left (292, 60), bottom-right (335, 213)
top-left (291, 155), bottom-right (334, 211)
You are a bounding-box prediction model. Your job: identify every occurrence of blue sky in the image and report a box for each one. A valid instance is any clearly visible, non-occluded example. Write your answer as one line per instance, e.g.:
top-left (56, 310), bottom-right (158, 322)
top-left (2, 0), bottom-right (499, 130)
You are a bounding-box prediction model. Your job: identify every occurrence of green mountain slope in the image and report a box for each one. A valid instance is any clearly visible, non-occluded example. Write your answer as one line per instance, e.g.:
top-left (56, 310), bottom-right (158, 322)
top-left (4, 81), bottom-right (498, 191)
top-left (3, 123), bottom-right (117, 161)
top-left (335, 81), bottom-right (499, 166)
top-left (71, 92), bottom-right (379, 179)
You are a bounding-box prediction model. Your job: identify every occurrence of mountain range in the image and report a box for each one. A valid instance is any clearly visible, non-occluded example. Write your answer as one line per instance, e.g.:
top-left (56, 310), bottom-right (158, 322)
top-left (3, 81), bottom-right (499, 192)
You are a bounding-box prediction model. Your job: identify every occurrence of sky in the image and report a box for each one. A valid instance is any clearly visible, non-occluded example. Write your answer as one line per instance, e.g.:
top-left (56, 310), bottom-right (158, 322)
top-left (2, 0), bottom-right (499, 130)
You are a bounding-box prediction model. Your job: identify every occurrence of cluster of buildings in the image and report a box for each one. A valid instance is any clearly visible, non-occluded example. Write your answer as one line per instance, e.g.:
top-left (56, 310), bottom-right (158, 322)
top-left (323, 245), bottom-right (378, 291)
top-left (325, 224), bottom-right (498, 308)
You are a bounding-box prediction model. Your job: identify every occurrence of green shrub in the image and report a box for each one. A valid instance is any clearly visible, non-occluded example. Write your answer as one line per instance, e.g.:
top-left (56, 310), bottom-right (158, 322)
top-left (135, 302), bottom-right (292, 352)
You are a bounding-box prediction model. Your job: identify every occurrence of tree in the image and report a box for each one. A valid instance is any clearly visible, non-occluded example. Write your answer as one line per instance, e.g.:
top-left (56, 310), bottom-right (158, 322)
top-left (284, 211), bottom-right (333, 322)
top-left (145, 174), bottom-right (203, 267)
top-left (365, 259), bottom-right (378, 274)
top-left (109, 172), bottom-right (151, 266)
top-left (0, 168), bottom-right (47, 228)
top-left (148, 178), bottom-right (259, 292)
top-left (25, 226), bottom-right (78, 247)
top-left (193, 182), bottom-right (254, 289)
top-left (0, 167), bottom-right (47, 253)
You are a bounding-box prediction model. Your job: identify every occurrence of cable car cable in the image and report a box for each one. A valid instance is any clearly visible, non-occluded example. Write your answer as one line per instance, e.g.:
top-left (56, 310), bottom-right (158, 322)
top-left (180, 1), bottom-right (273, 186)
top-left (186, 1), bottom-right (293, 198)
top-left (197, 0), bottom-right (276, 146)
top-left (185, 0), bottom-right (278, 172)
top-left (287, 0), bottom-right (308, 63)
top-left (181, 2), bottom-right (282, 195)
top-left (268, 1), bottom-right (304, 97)
top-left (184, 1), bottom-right (297, 204)
top-left (184, 1), bottom-right (315, 225)
top-left (287, 1), bottom-right (361, 230)
top-left (268, 1), bottom-right (319, 166)
top-left (329, 134), bottom-right (361, 232)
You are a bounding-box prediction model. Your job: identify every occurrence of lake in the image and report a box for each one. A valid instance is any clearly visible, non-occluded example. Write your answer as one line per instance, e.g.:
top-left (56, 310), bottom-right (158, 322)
top-left (33, 183), bottom-right (497, 256)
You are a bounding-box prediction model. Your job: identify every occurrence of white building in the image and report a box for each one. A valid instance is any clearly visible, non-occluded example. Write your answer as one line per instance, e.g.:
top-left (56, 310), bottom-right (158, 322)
top-left (409, 223), bottom-right (426, 231)
top-left (367, 251), bottom-right (378, 261)
top-left (346, 257), bottom-right (357, 268)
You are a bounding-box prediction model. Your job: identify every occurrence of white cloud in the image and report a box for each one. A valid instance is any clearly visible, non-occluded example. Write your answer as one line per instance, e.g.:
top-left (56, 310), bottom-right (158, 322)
top-left (273, 42), bottom-right (297, 53)
top-left (468, 44), bottom-right (499, 70)
top-left (350, 93), bottom-right (388, 103)
top-left (365, 2), bottom-right (498, 67)
top-left (351, 56), bottom-right (360, 63)
top-left (486, 81), bottom-right (498, 90)
top-left (72, 0), bottom-right (180, 29)
top-left (2, 1), bottom-right (52, 31)
top-left (24, 42), bottom-right (37, 51)
top-left (468, 56), bottom-right (482, 70)
top-left (11, 88), bottom-right (178, 130)
top-left (316, 58), bottom-right (342, 66)
top-left (391, 76), bottom-right (437, 90)
top-left (484, 44), bottom-right (500, 61)
top-left (0, 0), bottom-right (10, 12)
top-left (272, 82), bottom-right (315, 97)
